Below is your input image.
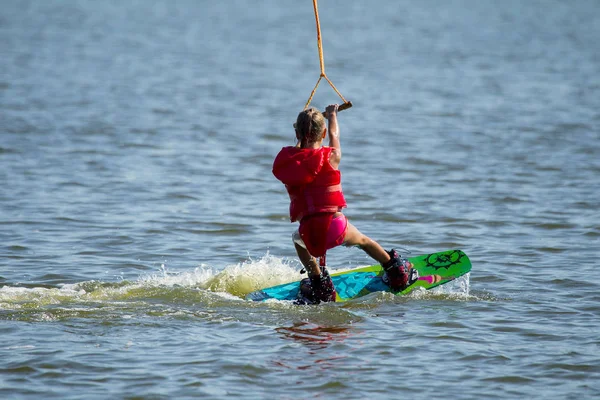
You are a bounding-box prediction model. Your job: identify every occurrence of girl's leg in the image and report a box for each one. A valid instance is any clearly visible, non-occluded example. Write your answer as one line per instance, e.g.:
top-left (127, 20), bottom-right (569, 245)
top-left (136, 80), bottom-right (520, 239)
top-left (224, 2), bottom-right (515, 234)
top-left (294, 242), bottom-right (321, 278)
top-left (343, 222), bottom-right (391, 265)
top-left (343, 220), bottom-right (414, 291)
top-left (293, 232), bottom-right (336, 303)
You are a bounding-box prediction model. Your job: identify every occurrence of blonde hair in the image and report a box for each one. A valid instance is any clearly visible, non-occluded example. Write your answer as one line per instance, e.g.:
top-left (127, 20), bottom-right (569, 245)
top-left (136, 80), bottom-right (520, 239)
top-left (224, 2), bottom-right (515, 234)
top-left (295, 107), bottom-right (325, 144)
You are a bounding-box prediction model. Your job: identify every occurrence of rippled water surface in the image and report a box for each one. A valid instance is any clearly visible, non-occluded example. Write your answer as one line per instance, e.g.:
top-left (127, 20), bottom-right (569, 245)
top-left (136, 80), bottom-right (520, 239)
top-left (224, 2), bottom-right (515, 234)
top-left (1, 1), bottom-right (599, 399)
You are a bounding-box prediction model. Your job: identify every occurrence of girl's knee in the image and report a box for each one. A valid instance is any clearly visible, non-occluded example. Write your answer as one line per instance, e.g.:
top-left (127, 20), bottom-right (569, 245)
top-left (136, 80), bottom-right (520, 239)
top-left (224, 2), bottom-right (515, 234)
top-left (346, 233), bottom-right (370, 248)
top-left (360, 236), bottom-right (374, 248)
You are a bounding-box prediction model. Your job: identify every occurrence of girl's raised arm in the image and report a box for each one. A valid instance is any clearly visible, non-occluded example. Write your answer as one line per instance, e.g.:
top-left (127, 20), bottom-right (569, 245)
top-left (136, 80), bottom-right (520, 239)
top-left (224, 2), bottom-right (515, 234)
top-left (325, 104), bottom-right (341, 168)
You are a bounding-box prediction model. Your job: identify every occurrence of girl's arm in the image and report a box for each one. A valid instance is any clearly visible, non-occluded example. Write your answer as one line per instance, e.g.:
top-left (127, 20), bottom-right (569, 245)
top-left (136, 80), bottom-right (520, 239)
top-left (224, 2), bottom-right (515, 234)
top-left (325, 104), bottom-right (341, 169)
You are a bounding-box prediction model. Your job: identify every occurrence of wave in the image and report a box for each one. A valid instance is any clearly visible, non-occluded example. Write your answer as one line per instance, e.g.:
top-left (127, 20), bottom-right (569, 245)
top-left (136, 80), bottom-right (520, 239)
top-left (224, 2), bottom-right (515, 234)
top-left (0, 254), bottom-right (475, 322)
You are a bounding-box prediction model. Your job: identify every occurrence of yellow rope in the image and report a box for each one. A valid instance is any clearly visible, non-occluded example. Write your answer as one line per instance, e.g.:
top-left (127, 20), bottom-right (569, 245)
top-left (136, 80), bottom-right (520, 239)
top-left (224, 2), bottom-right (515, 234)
top-left (313, 0), bottom-right (325, 77)
top-left (304, 0), bottom-right (352, 112)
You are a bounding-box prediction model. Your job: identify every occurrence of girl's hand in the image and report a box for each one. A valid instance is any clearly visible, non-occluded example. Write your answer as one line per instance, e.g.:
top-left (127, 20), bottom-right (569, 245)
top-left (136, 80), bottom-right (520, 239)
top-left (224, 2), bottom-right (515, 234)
top-left (325, 104), bottom-right (339, 119)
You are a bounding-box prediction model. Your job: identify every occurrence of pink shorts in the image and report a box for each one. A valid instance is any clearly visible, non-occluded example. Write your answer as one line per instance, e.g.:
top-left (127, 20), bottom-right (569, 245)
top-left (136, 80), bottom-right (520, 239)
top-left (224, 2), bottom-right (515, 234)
top-left (293, 214), bottom-right (348, 251)
top-left (325, 214), bottom-right (348, 249)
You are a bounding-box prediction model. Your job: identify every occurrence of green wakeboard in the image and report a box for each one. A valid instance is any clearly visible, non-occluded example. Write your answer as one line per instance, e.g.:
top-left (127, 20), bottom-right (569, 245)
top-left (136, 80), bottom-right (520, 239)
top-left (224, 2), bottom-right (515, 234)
top-left (246, 249), bottom-right (471, 302)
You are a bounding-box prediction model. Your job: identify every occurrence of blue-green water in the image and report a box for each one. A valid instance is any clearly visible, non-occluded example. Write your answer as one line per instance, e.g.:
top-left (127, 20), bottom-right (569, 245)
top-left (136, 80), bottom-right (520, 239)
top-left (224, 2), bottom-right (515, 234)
top-left (1, 1), bottom-right (599, 398)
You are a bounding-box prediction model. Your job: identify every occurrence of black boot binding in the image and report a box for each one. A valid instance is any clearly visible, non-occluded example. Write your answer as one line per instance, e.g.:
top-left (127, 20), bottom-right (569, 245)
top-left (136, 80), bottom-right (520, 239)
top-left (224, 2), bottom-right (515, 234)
top-left (295, 267), bottom-right (337, 305)
top-left (382, 249), bottom-right (419, 292)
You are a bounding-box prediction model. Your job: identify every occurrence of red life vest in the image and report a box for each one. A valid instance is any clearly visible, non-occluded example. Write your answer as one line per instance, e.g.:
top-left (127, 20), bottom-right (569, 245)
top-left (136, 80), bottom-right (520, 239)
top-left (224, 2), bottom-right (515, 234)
top-left (272, 146), bottom-right (346, 222)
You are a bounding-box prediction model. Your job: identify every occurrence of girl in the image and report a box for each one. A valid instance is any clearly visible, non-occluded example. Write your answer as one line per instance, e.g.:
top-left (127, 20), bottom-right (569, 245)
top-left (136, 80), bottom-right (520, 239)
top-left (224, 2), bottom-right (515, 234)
top-left (272, 104), bottom-right (417, 304)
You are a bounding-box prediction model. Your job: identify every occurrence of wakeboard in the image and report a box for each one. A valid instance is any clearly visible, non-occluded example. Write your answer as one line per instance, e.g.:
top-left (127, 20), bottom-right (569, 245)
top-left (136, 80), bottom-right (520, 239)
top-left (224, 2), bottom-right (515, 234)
top-left (246, 249), bottom-right (471, 302)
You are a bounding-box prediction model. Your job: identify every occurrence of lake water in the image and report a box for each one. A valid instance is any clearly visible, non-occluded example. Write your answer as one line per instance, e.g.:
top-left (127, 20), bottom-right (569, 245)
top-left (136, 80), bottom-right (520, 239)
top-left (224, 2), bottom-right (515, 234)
top-left (1, 1), bottom-right (599, 399)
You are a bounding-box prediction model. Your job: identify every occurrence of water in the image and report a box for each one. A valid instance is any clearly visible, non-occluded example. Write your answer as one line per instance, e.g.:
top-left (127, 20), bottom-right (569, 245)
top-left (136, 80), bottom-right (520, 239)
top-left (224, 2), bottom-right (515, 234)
top-left (1, 0), bottom-right (599, 398)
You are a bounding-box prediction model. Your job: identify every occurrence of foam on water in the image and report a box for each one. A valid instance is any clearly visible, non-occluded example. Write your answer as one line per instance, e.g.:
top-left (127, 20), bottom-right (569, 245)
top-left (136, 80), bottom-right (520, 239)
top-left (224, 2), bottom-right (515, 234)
top-left (0, 254), bottom-right (300, 310)
top-left (407, 273), bottom-right (475, 301)
top-left (203, 253), bottom-right (300, 297)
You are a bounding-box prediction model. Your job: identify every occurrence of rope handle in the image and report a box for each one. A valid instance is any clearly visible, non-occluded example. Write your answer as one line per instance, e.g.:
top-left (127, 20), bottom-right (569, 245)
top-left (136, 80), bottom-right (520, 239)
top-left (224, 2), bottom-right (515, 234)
top-left (322, 101), bottom-right (353, 118)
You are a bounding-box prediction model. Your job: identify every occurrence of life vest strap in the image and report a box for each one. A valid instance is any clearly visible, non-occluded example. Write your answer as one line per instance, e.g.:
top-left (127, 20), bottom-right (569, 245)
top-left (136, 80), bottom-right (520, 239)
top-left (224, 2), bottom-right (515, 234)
top-left (319, 254), bottom-right (326, 267)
